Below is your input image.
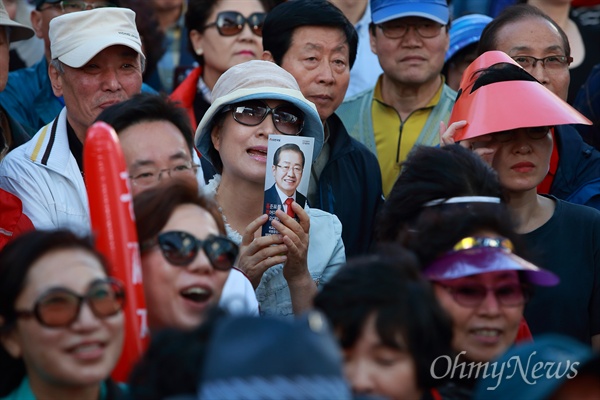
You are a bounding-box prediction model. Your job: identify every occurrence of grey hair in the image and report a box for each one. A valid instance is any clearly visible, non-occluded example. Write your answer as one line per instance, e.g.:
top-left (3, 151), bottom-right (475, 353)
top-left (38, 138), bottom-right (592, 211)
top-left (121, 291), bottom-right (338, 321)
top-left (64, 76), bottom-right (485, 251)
top-left (50, 58), bottom-right (65, 74)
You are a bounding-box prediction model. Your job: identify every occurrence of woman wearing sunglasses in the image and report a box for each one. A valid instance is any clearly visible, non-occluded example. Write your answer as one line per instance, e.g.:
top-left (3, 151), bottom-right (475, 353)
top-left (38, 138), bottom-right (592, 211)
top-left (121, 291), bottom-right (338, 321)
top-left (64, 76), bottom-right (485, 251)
top-left (442, 51), bottom-right (600, 349)
top-left (134, 180), bottom-right (242, 331)
top-left (195, 59), bottom-right (345, 317)
top-left (0, 230), bottom-right (126, 400)
top-left (171, 0), bottom-right (275, 128)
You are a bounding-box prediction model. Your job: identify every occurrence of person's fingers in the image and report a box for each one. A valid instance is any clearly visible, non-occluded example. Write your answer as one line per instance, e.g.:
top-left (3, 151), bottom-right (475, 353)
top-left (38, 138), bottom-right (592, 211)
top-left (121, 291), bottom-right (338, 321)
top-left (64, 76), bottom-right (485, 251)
top-left (440, 120), bottom-right (468, 147)
top-left (241, 214), bottom-right (268, 246)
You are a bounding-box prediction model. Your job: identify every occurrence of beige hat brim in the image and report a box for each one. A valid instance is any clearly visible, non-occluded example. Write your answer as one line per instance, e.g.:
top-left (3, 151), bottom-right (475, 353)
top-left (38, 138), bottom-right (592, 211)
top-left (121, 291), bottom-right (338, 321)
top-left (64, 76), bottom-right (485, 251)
top-left (0, 15), bottom-right (34, 42)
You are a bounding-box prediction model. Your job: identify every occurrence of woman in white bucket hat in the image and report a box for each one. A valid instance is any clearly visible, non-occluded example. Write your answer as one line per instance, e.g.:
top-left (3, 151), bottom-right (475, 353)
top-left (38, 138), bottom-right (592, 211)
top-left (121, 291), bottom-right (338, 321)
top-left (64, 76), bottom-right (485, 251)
top-left (195, 59), bottom-right (345, 318)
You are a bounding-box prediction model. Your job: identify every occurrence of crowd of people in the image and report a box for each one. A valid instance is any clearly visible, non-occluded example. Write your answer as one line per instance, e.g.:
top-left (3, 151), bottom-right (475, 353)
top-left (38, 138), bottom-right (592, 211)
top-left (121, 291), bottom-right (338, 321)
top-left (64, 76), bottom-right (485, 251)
top-left (0, 0), bottom-right (599, 399)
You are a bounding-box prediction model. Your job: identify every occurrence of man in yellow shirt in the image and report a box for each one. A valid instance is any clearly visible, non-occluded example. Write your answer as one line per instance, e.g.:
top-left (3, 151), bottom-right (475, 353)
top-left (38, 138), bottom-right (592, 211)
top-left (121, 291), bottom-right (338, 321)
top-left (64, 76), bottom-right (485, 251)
top-left (337, 0), bottom-right (456, 196)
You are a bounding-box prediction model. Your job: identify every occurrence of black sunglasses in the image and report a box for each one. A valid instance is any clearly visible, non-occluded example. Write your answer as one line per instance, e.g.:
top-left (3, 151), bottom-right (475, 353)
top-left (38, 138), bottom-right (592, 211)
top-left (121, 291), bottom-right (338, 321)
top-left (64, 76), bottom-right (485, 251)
top-left (491, 126), bottom-right (552, 143)
top-left (203, 11), bottom-right (266, 37)
top-left (221, 100), bottom-right (305, 135)
top-left (15, 278), bottom-right (125, 328)
top-left (143, 231), bottom-right (239, 271)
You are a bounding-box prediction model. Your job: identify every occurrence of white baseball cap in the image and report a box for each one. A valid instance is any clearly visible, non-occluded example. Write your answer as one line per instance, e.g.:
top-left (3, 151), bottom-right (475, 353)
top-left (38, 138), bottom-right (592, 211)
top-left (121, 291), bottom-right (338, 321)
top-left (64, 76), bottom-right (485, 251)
top-left (49, 7), bottom-right (145, 68)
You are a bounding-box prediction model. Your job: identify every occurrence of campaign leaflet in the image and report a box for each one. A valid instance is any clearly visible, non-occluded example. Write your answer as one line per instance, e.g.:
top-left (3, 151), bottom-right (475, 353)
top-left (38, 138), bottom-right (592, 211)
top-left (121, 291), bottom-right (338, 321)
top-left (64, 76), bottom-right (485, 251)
top-left (262, 134), bottom-right (314, 237)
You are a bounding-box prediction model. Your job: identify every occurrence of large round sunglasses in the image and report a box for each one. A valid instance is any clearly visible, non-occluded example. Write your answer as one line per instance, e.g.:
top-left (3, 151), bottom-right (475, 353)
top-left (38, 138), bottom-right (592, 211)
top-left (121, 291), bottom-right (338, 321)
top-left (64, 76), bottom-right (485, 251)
top-left (221, 100), bottom-right (305, 135)
top-left (15, 278), bottom-right (125, 328)
top-left (203, 11), bottom-right (266, 37)
top-left (143, 231), bottom-right (239, 271)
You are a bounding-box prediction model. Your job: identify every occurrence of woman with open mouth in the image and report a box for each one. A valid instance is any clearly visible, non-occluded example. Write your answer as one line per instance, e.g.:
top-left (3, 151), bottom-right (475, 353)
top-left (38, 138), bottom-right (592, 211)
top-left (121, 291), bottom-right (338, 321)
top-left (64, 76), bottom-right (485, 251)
top-left (134, 179), bottom-right (241, 331)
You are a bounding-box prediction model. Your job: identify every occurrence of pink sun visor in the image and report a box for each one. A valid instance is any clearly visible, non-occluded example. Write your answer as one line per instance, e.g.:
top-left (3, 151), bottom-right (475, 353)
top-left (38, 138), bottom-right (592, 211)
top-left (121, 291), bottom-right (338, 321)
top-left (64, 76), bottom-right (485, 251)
top-left (448, 51), bottom-right (591, 142)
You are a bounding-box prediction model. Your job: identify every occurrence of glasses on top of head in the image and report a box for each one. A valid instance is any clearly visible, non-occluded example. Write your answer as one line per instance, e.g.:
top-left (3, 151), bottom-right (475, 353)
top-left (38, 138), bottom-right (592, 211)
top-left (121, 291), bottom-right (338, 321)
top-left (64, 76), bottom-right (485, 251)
top-left (38, 1), bottom-right (117, 13)
top-left (511, 55), bottom-right (573, 70)
top-left (142, 231), bottom-right (239, 271)
top-left (15, 278), bottom-right (125, 328)
top-left (490, 126), bottom-right (552, 143)
top-left (221, 100), bottom-right (305, 136)
top-left (203, 11), bottom-right (266, 37)
top-left (129, 161), bottom-right (199, 188)
top-left (377, 20), bottom-right (445, 39)
top-left (436, 282), bottom-right (530, 308)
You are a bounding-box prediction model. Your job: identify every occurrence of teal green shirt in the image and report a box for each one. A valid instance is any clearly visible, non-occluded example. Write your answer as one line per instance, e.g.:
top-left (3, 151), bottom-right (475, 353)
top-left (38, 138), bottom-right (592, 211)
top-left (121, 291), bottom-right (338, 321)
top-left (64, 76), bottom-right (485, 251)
top-left (1, 377), bottom-right (110, 400)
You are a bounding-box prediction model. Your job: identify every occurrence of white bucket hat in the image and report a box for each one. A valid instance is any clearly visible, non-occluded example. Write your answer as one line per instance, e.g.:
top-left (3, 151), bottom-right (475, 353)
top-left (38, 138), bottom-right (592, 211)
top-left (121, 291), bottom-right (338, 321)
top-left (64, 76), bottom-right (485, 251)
top-left (0, 1), bottom-right (33, 42)
top-left (195, 60), bottom-right (324, 167)
top-left (49, 7), bottom-right (145, 68)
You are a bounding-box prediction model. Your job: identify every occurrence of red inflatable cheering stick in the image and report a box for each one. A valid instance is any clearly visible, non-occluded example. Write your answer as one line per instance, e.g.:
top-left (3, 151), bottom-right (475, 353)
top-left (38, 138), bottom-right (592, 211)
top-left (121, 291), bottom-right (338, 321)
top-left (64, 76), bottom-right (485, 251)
top-left (84, 122), bottom-right (148, 382)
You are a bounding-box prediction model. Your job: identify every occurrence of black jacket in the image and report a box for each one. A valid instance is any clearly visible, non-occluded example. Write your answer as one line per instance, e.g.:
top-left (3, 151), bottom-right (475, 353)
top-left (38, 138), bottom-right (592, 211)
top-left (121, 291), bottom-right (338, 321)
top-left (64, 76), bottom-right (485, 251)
top-left (314, 114), bottom-right (384, 258)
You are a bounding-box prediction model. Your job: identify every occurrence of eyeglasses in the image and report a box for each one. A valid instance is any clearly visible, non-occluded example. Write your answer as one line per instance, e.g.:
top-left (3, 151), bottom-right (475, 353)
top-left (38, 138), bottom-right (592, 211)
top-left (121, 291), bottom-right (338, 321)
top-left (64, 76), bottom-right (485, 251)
top-left (15, 278), bottom-right (125, 328)
top-left (38, 1), bottom-right (117, 13)
top-left (203, 11), bottom-right (266, 37)
top-left (221, 100), bottom-right (305, 135)
top-left (276, 164), bottom-right (303, 174)
top-left (490, 126), bottom-right (552, 143)
top-left (437, 282), bottom-right (529, 308)
top-left (512, 55), bottom-right (573, 70)
top-left (142, 231), bottom-right (239, 271)
top-left (377, 20), bottom-right (445, 39)
top-left (129, 162), bottom-right (199, 188)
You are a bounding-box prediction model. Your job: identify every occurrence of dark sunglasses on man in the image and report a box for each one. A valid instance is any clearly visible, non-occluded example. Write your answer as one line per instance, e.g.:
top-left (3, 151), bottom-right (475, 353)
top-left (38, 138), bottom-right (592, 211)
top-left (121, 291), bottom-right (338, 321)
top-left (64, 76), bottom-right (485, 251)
top-left (15, 278), bottom-right (125, 328)
top-left (203, 11), bottom-right (266, 37)
top-left (142, 231), bottom-right (239, 271)
top-left (221, 100), bottom-right (305, 135)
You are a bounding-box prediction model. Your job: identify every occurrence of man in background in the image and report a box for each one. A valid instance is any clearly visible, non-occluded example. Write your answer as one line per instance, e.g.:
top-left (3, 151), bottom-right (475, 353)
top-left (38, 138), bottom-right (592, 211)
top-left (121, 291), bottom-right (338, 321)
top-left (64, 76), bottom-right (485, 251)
top-left (337, 0), bottom-right (455, 197)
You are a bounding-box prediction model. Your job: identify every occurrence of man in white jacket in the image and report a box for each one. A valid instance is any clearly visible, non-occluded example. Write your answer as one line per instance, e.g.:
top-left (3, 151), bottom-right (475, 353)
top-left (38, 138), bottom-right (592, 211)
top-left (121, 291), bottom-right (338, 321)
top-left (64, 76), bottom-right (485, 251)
top-left (0, 7), bottom-right (144, 234)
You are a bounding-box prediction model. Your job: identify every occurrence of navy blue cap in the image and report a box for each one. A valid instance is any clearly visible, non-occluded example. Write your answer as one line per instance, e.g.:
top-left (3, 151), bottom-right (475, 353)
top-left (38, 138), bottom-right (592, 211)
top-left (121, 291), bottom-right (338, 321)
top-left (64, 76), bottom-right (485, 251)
top-left (197, 311), bottom-right (351, 399)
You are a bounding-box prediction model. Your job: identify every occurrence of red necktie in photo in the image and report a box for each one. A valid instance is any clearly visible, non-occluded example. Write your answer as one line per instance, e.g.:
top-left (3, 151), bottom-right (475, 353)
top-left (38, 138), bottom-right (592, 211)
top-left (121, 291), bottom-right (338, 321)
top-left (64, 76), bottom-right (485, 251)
top-left (284, 197), bottom-right (295, 218)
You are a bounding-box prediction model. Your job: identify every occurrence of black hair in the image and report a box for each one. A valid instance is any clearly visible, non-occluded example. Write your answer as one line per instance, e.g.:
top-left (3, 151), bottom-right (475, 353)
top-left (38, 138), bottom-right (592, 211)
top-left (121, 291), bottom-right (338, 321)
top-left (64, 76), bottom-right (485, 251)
top-left (134, 179), bottom-right (225, 248)
top-left (272, 143), bottom-right (305, 167)
top-left (95, 93), bottom-right (194, 152)
top-left (0, 230), bottom-right (107, 396)
top-left (376, 144), bottom-right (507, 242)
top-left (262, 0), bottom-right (358, 69)
top-left (469, 62), bottom-right (537, 93)
top-left (376, 144), bottom-right (530, 268)
top-left (478, 4), bottom-right (571, 58)
top-left (185, 0), bottom-right (277, 65)
top-left (453, 61), bottom-right (538, 101)
top-left (314, 246), bottom-right (454, 390)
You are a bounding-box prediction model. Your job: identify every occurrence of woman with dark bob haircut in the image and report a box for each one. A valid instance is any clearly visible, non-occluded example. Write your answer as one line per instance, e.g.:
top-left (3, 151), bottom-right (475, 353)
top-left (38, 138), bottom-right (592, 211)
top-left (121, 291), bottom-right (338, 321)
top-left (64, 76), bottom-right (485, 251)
top-left (133, 179), bottom-right (252, 332)
top-left (0, 230), bottom-right (126, 399)
top-left (314, 247), bottom-right (453, 400)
